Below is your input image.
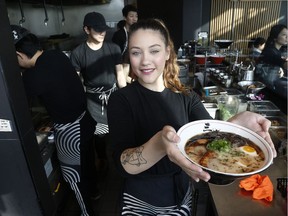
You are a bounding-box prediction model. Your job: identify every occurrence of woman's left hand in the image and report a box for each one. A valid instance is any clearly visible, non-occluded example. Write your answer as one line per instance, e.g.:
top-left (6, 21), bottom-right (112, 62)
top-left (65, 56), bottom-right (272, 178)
top-left (161, 126), bottom-right (211, 182)
top-left (228, 111), bottom-right (277, 157)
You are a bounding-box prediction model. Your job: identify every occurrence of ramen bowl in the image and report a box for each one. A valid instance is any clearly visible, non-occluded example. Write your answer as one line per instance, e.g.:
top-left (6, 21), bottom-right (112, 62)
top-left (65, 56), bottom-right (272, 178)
top-left (177, 120), bottom-right (273, 185)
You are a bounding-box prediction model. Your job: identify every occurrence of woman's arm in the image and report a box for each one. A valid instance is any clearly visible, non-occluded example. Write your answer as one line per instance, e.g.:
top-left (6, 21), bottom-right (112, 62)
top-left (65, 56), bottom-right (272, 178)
top-left (120, 125), bottom-right (211, 182)
top-left (115, 64), bottom-right (127, 88)
top-left (120, 131), bottom-right (166, 174)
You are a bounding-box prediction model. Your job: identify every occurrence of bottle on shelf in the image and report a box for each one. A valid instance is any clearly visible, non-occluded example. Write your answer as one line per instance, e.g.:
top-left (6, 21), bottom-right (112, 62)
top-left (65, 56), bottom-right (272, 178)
top-left (178, 46), bottom-right (183, 58)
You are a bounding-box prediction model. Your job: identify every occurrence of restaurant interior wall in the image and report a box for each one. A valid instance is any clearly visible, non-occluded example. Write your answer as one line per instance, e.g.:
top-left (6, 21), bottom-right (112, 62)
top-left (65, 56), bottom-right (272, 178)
top-left (6, 0), bottom-right (124, 39)
top-left (182, 0), bottom-right (211, 45)
top-left (137, 0), bottom-right (183, 51)
top-left (5, 0), bottom-right (288, 53)
top-left (183, 0), bottom-right (287, 56)
top-left (209, 0), bottom-right (287, 55)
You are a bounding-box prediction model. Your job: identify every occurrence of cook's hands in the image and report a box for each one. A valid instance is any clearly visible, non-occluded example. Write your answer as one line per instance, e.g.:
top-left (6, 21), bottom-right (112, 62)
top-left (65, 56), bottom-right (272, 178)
top-left (161, 125), bottom-right (211, 182)
top-left (228, 111), bottom-right (277, 157)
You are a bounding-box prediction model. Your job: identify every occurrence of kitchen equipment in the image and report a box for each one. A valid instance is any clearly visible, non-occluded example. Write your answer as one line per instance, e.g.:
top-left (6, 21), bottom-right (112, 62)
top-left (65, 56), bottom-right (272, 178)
top-left (214, 40), bottom-right (233, 49)
top-left (237, 81), bottom-right (266, 96)
top-left (203, 86), bottom-right (227, 103)
top-left (225, 88), bottom-right (243, 96)
top-left (243, 69), bottom-right (254, 81)
top-left (238, 66), bottom-right (255, 81)
top-left (247, 100), bottom-right (280, 113)
top-left (209, 54), bottom-right (225, 64)
top-left (177, 120), bottom-right (273, 185)
top-left (43, 0), bottom-right (49, 26)
top-left (203, 103), bottom-right (218, 119)
top-left (178, 62), bottom-right (189, 84)
top-left (60, 0), bottom-right (65, 25)
top-left (18, 0), bottom-right (25, 26)
top-left (237, 96), bottom-right (248, 113)
top-left (194, 54), bottom-right (206, 64)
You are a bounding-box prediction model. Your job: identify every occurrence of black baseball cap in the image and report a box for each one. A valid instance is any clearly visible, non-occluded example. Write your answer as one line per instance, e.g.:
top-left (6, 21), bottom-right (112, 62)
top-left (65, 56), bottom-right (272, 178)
top-left (11, 25), bottom-right (30, 44)
top-left (83, 12), bottom-right (110, 32)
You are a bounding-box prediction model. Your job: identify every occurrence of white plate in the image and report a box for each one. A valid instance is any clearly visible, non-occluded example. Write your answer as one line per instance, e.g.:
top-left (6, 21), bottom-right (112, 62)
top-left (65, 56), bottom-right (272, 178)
top-left (177, 120), bottom-right (273, 177)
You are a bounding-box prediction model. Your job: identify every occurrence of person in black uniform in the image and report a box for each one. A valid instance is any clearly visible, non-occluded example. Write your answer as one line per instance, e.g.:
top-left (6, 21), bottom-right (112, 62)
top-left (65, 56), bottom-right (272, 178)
top-left (107, 19), bottom-right (277, 215)
top-left (11, 25), bottom-right (99, 216)
top-left (261, 24), bottom-right (288, 70)
top-left (70, 12), bottom-right (127, 175)
top-left (112, 4), bottom-right (138, 83)
top-left (112, 4), bottom-right (138, 55)
top-left (257, 24), bottom-right (288, 110)
top-left (249, 37), bottom-right (266, 61)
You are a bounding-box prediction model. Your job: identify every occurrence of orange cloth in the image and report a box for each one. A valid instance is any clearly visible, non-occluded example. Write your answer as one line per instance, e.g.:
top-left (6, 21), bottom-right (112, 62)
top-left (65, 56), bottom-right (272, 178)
top-left (239, 174), bottom-right (273, 202)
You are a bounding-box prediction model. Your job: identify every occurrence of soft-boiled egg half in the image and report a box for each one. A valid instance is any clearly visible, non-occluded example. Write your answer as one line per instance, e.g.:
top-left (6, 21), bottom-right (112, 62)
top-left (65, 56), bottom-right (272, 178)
top-left (238, 145), bottom-right (258, 157)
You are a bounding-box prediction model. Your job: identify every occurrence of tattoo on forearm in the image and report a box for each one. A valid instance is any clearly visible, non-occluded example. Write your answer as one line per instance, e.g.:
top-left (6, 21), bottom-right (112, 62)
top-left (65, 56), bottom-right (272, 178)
top-left (121, 146), bottom-right (147, 167)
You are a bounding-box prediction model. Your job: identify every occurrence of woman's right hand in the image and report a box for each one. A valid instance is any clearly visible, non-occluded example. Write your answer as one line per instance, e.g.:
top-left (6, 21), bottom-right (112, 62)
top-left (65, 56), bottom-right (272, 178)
top-left (161, 125), bottom-right (211, 182)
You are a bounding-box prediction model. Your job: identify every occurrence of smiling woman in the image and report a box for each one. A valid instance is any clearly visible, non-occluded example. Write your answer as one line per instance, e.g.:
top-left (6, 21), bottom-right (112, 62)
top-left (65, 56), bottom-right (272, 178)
top-left (128, 29), bottom-right (170, 90)
top-left (107, 18), bottom-right (276, 215)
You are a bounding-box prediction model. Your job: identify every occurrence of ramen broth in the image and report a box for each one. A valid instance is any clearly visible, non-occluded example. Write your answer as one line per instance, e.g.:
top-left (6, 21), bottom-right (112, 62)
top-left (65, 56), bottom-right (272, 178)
top-left (185, 131), bottom-right (265, 173)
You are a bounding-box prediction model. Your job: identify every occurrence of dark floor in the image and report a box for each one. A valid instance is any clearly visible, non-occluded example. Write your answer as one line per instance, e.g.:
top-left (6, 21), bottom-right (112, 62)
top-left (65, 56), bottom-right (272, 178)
top-left (55, 151), bottom-right (124, 216)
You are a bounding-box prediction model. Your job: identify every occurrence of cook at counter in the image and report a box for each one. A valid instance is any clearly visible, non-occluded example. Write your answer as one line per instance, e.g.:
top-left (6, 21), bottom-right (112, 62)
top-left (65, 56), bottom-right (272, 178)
top-left (251, 24), bottom-right (288, 114)
top-left (260, 24), bottom-right (288, 71)
top-left (256, 24), bottom-right (288, 99)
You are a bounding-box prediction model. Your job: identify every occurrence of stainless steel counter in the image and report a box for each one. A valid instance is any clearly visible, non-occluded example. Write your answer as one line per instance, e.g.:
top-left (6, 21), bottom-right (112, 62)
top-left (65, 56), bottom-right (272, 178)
top-left (209, 155), bottom-right (287, 216)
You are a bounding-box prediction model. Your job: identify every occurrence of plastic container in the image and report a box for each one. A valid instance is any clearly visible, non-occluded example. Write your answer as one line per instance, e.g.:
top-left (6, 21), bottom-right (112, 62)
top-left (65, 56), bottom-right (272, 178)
top-left (248, 100), bottom-right (280, 112)
top-left (216, 95), bottom-right (239, 121)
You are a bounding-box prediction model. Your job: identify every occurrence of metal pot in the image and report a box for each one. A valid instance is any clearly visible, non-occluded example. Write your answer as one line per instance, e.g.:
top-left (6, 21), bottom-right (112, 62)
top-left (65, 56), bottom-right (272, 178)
top-left (239, 67), bottom-right (254, 81)
top-left (242, 69), bottom-right (254, 81)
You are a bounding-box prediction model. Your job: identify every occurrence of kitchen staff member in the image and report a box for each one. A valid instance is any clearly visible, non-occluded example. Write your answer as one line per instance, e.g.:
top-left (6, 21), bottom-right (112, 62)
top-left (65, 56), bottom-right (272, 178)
top-left (261, 24), bottom-right (288, 71)
top-left (70, 12), bottom-right (126, 173)
top-left (11, 25), bottom-right (98, 216)
top-left (112, 4), bottom-right (138, 83)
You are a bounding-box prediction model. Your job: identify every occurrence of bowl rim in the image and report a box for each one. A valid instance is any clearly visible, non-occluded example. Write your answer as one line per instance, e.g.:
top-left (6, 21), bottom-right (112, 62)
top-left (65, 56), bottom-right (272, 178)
top-left (209, 54), bottom-right (225, 58)
top-left (177, 119), bottom-right (273, 177)
top-left (194, 54), bottom-right (206, 57)
top-left (214, 39), bottom-right (234, 42)
top-left (237, 81), bottom-right (266, 90)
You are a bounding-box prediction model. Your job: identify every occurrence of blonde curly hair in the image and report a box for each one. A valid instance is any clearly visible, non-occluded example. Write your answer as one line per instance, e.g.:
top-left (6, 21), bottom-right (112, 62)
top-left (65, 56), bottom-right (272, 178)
top-left (129, 18), bottom-right (190, 94)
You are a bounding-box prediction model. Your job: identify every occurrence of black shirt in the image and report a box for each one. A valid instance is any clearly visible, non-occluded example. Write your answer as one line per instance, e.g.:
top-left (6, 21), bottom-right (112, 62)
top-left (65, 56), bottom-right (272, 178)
top-left (112, 28), bottom-right (127, 54)
top-left (261, 46), bottom-right (286, 68)
top-left (22, 50), bottom-right (86, 124)
top-left (70, 42), bottom-right (122, 89)
top-left (107, 81), bottom-right (211, 206)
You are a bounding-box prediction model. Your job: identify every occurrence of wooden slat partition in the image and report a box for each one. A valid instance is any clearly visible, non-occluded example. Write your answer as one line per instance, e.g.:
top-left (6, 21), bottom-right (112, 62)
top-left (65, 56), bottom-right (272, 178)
top-left (210, 0), bottom-right (281, 55)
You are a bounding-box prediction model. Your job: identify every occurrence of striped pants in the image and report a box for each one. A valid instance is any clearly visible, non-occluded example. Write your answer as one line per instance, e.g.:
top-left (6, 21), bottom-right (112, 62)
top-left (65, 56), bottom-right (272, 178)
top-left (121, 186), bottom-right (193, 216)
top-left (54, 111), bottom-right (97, 216)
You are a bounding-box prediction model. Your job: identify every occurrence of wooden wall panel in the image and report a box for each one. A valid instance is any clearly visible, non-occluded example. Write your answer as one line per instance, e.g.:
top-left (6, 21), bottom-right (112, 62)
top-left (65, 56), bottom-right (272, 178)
top-left (210, 0), bottom-right (281, 55)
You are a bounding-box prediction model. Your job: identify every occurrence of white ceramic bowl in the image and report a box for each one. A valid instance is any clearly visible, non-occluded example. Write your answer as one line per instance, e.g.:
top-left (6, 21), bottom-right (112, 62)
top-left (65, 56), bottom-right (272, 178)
top-left (177, 120), bottom-right (273, 184)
